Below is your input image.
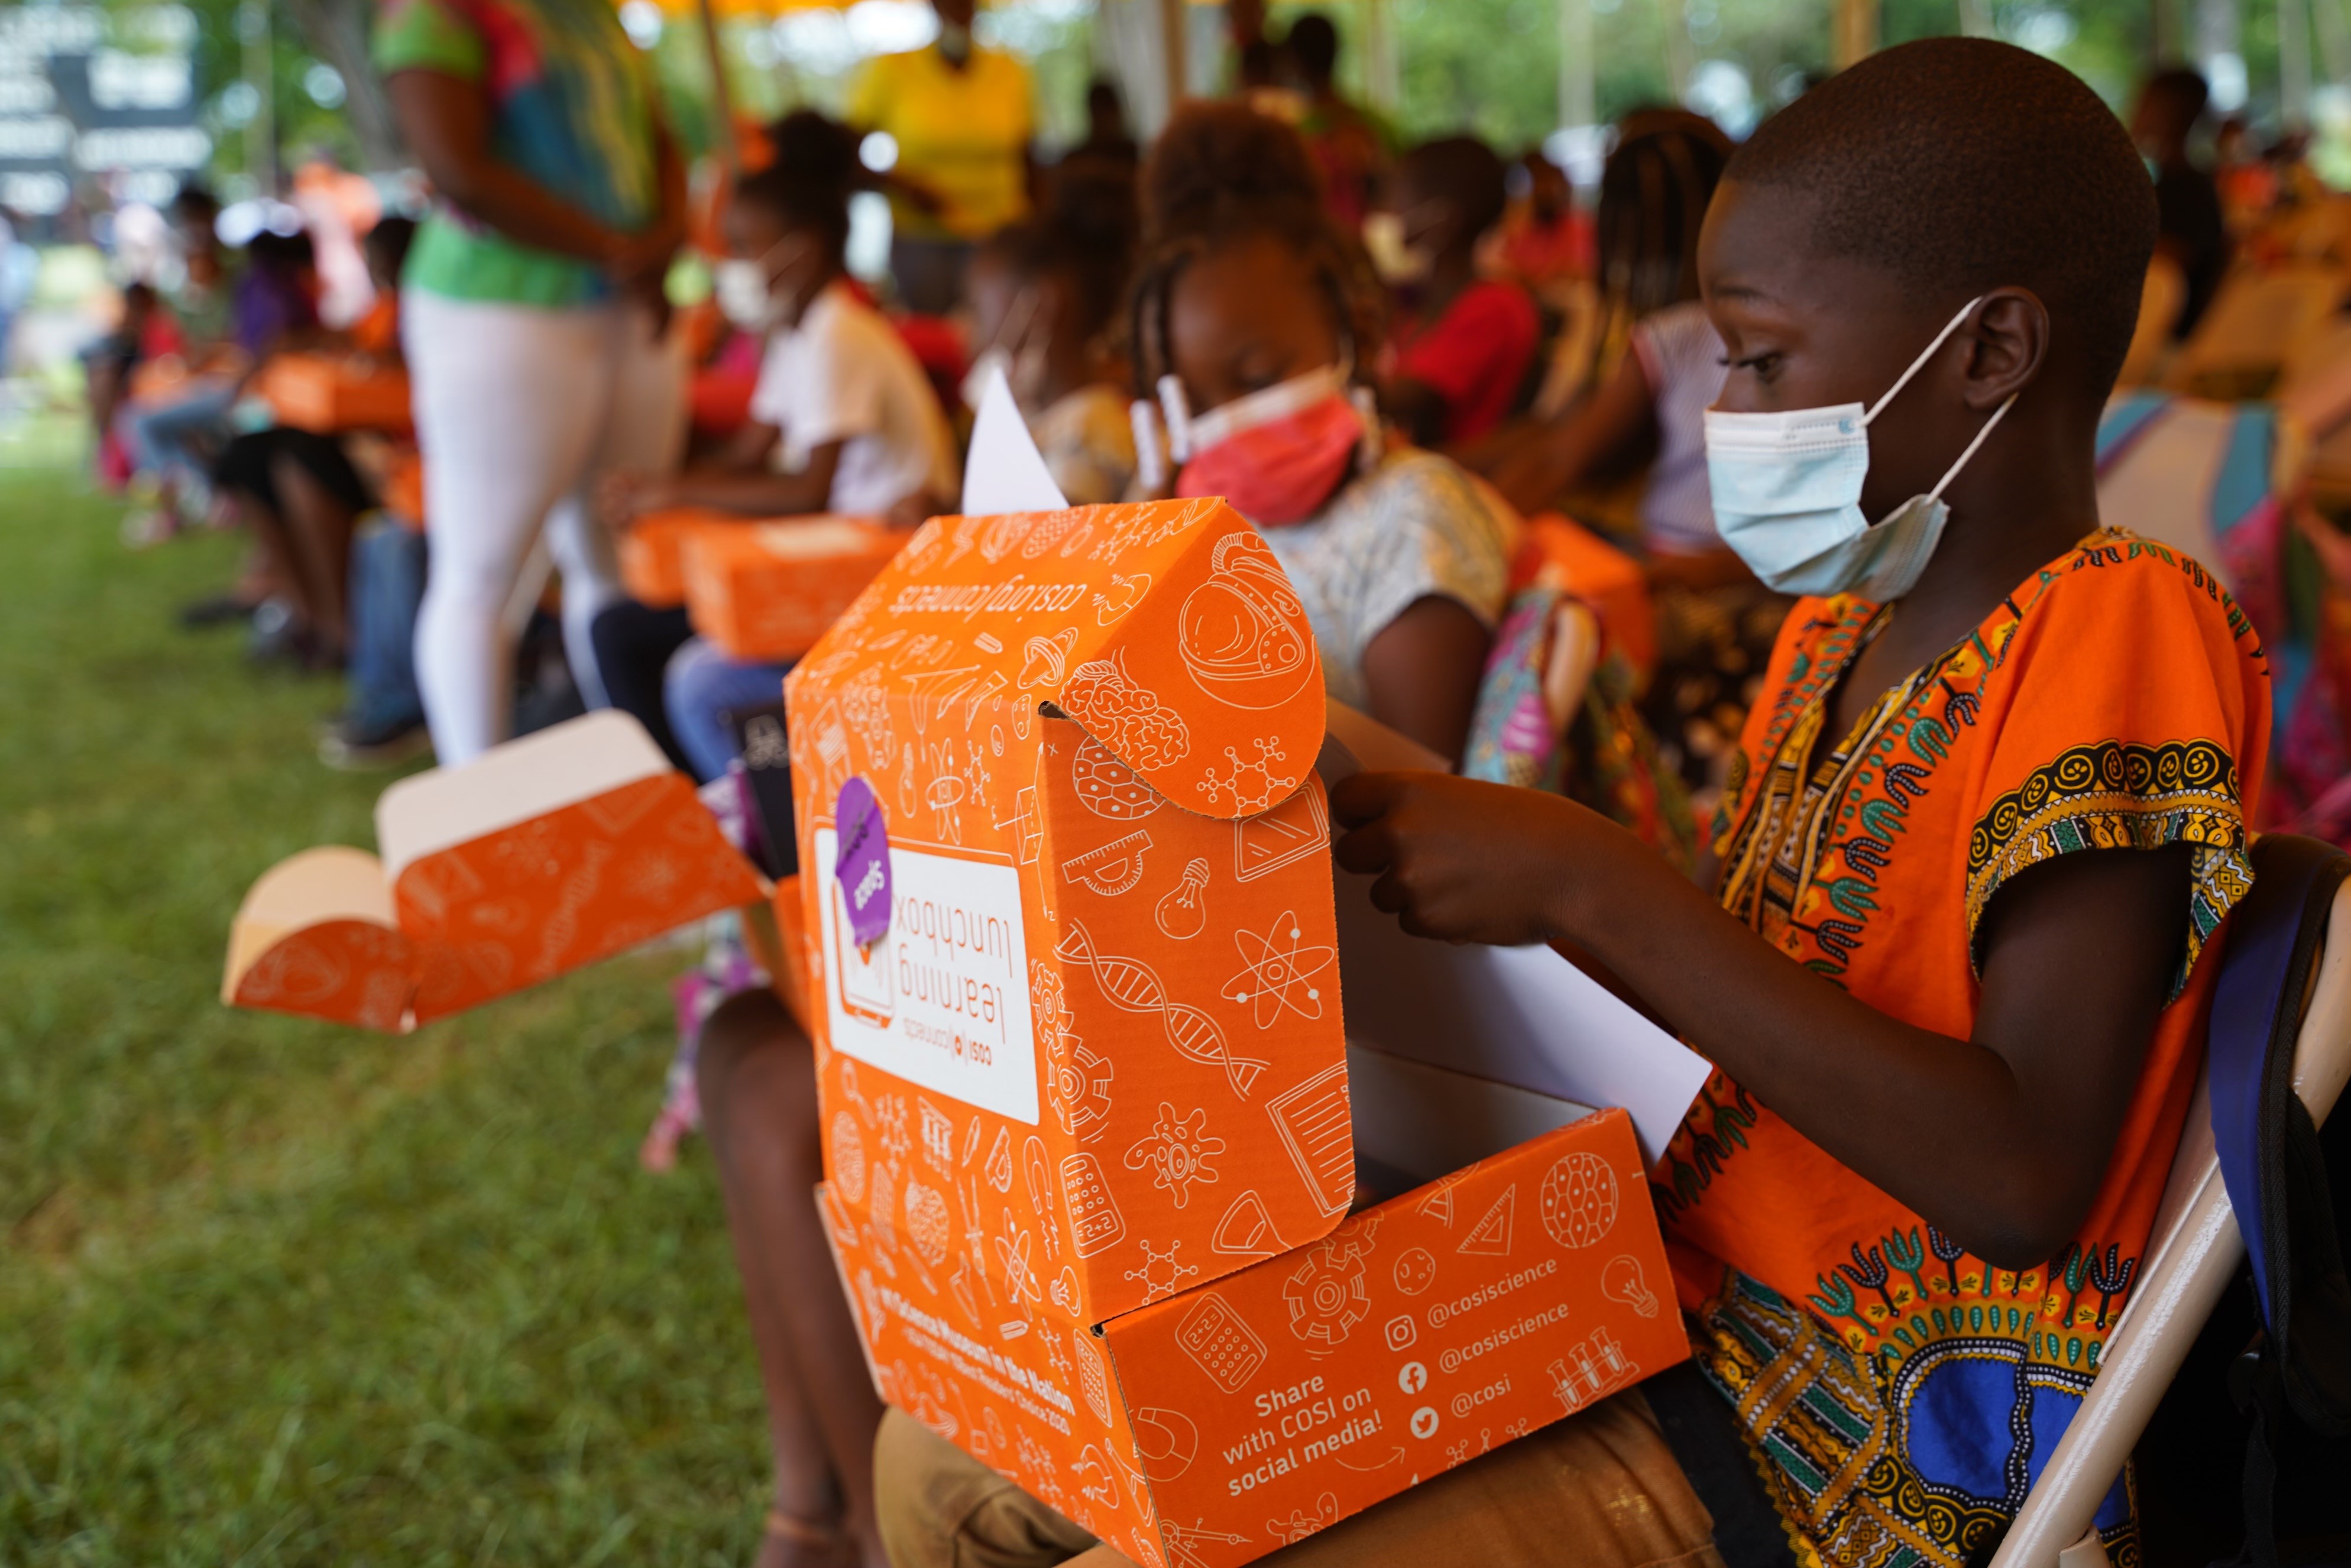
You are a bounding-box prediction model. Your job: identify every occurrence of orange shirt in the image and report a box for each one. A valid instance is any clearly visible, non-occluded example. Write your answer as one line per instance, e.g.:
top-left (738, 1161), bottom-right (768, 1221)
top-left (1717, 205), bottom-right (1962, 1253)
top-left (1664, 530), bottom-right (2269, 1565)
top-left (349, 296), bottom-right (400, 358)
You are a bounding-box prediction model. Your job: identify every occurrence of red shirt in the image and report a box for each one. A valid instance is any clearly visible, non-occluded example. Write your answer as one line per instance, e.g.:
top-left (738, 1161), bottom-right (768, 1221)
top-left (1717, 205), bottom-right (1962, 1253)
top-left (1394, 278), bottom-right (1540, 445)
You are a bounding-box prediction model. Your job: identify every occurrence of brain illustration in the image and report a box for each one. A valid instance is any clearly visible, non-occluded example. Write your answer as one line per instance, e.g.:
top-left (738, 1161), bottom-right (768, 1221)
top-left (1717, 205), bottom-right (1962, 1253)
top-left (904, 1179), bottom-right (951, 1266)
top-left (830, 1111), bottom-right (868, 1205)
top-left (1070, 739), bottom-right (1162, 820)
top-left (1539, 1152), bottom-right (1621, 1249)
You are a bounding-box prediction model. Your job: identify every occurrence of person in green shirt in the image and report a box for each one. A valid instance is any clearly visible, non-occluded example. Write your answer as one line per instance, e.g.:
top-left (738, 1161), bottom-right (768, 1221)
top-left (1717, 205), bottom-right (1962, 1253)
top-left (375, 0), bottom-right (689, 764)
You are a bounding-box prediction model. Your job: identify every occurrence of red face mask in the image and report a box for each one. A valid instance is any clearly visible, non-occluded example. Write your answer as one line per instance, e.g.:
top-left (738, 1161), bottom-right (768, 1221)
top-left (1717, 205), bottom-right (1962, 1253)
top-left (1173, 366), bottom-right (1368, 527)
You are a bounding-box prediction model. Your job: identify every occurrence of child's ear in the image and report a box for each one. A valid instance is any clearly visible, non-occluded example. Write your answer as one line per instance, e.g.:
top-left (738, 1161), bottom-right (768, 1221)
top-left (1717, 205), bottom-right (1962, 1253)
top-left (1961, 287), bottom-right (2050, 411)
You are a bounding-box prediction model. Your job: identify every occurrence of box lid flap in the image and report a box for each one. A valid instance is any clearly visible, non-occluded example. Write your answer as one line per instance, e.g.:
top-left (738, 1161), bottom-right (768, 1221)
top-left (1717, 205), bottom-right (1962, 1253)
top-left (795, 500), bottom-right (1328, 823)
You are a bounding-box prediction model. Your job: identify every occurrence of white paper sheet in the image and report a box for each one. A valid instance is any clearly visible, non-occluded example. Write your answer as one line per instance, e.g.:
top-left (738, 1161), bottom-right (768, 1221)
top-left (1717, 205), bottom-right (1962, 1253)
top-left (960, 362), bottom-right (1068, 516)
top-left (1332, 880), bottom-right (1713, 1167)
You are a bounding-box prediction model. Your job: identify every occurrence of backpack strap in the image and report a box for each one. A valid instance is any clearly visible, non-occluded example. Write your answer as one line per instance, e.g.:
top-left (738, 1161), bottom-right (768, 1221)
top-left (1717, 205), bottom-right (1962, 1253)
top-left (2208, 834), bottom-right (2351, 1566)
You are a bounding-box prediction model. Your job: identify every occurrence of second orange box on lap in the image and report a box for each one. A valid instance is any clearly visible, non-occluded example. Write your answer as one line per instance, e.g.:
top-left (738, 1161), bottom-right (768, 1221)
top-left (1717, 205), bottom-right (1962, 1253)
top-left (619, 508), bottom-right (906, 662)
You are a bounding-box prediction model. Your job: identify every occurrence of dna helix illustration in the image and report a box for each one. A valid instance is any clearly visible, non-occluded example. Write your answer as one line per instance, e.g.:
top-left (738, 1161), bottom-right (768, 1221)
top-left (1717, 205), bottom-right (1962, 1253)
top-left (1054, 919), bottom-right (1268, 1099)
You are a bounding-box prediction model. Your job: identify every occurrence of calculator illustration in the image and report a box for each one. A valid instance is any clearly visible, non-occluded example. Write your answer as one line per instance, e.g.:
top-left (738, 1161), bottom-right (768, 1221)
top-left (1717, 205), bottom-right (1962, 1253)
top-left (1060, 1152), bottom-right (1126, 1257)
top-left (1175, 1292), bottom-right (1268, 1394)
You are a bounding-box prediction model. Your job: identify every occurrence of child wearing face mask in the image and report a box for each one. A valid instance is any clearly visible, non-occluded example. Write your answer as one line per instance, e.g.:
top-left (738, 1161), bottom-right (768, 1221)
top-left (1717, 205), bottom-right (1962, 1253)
top-left (1327, 39), bottom-right (2271, 1567)
top-left (1128, 102), bottom-right (1513, 768)
top-left (592, 111), bottom-right (957, 780)
top-left (1369, 134), bottom-right (1542, 449)
top-left (962, 161), bottom-right (1139, 506)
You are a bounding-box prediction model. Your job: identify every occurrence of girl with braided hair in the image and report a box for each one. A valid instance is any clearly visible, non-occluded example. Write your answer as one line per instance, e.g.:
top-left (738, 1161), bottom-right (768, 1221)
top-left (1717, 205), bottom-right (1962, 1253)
top-left (1124, 102), bottom-right (1510, 767)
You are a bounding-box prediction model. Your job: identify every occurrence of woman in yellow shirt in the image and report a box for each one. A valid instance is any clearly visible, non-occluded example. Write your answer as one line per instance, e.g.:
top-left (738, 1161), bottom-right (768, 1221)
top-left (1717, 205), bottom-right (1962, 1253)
top-left (848, 0), bottom-right (1034, 313)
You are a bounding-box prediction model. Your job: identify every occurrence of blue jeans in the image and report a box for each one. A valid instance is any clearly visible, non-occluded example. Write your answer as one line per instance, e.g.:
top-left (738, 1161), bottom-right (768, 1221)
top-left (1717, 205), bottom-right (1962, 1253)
top-left (347, 517), bottom-right (428, 734)
top-left (122, 377), bottom-right (238, 488)
top-left (663, 636), bottom-right (794, 783)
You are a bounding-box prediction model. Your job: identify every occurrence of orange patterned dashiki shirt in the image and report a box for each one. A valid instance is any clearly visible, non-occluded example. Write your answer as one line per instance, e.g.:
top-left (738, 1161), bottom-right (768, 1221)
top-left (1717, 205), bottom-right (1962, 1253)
top-left (1659, 529), bottom-right (2269, 1568)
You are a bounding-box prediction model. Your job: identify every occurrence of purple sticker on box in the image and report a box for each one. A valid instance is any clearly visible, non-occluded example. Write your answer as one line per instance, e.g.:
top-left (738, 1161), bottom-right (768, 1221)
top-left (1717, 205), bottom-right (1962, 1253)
top-left (834, 776), bottom-right (892, 948)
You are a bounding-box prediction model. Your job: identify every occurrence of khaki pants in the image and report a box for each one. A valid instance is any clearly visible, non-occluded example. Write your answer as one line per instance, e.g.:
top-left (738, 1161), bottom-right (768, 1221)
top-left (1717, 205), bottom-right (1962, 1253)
top-left (875, 1393), bottom-right (1725, 1568)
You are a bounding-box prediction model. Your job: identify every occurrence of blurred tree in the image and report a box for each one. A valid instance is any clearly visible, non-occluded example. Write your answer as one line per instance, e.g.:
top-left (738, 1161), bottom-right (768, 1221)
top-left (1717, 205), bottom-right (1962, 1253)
top-left (279, 0), bottom-right (403, 168)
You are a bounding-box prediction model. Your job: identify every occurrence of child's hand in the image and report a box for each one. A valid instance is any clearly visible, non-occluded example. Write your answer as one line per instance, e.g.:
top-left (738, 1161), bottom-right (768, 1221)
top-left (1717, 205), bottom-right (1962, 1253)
top-left (1330, 772), bottom-right (1618, 948)
top-left (598, 471), bottom-right (670, 530)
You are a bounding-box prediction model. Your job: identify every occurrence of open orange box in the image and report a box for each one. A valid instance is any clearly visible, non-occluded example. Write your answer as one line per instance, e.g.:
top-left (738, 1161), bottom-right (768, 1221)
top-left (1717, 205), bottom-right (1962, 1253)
top-left (255, 352), bottom-right (413, 435)
top-left (224, 711), bottom-right (763, 1032)
top-left (783, 498), bottom-right (1692, 1567)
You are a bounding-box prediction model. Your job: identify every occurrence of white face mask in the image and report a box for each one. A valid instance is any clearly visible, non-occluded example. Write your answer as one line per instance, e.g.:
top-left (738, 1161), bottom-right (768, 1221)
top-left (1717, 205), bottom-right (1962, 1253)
top-left (1361, 210), bottom-right (1432, 286)
top-left (1702, 297), bottom-right (2018, 602)
top-left (714, 235), bottom-right (808, 333)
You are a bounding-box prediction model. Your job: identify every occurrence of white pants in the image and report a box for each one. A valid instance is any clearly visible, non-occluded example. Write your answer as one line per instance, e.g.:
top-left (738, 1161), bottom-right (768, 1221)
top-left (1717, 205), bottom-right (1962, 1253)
top-left (403, 290), bottom-right (686, 764)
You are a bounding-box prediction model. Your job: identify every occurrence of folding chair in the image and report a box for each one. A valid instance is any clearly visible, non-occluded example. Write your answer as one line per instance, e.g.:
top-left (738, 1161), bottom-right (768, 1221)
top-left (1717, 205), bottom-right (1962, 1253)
top-left (1990, 839), bottom-right (2351, 1567)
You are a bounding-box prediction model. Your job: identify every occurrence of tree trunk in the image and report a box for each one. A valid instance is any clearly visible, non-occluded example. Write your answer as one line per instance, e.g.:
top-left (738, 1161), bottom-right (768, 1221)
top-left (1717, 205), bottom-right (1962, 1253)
top-left (283, 0), bottom-right (405, 170)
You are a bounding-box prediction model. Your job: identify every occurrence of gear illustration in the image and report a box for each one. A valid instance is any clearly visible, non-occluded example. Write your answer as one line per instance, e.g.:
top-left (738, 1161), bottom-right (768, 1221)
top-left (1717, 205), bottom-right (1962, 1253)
top-left (1282, 1239), bottom-right (1370, 1349)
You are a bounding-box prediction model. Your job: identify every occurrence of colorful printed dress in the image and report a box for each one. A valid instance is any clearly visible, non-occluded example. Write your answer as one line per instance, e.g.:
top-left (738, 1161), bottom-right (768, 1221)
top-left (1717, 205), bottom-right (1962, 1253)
top-left (1660, 529), bottom-right (2271, 1566)
top-left (373, 0), bottom-right (661, 308)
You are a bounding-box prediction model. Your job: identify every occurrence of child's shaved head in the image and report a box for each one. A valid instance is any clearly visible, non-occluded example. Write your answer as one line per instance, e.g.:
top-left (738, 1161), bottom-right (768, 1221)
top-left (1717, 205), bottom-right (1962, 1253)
top-left (1728, 37), bottom-right (2156, 397)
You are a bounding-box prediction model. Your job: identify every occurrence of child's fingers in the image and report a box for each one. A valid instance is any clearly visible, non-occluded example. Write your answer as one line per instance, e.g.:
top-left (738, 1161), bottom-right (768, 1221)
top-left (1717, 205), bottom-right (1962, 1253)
top-left (1328, 769), bottom-right (1411, 829)
top-left (1332, 818), bottom-right (1397, 877)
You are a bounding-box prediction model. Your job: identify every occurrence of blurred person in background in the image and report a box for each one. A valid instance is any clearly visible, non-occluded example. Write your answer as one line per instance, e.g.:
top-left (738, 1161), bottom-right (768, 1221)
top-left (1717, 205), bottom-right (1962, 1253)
top-left (848, 0), bottom-right (1034, 315)
top-left (1066, 77), bottom-right (1139, 170)
top-left (963, 157), bottom-right (1139, 504)
top-left (1498, 147), bottom-right (1592, 298)
top-left (1476, 112), bottom-right (1778, 809)
top-left (1284, 11), bottom-right (1390, 230)
top-left (377, 0), bottom-right (689, 765)
top-left (595, 113), bottom-right (956, 782)
top-left (2133, 66), bottom-right (2229, 341)
top-left (1375, 134), bottom-right (1541, 448)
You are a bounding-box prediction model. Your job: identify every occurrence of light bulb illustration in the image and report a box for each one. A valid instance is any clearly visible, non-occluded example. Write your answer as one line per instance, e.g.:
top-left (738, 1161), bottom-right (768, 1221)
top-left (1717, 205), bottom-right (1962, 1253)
top-left (1602, 1253), bottom-right (1659, 1318)
top-left (1154, 857), bottom-right (1212, 940)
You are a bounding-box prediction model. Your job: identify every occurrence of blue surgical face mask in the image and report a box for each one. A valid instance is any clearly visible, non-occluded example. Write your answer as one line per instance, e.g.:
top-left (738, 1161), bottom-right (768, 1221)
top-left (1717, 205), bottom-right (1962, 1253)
top-left (1702, 297), bottom-right (2017, 602)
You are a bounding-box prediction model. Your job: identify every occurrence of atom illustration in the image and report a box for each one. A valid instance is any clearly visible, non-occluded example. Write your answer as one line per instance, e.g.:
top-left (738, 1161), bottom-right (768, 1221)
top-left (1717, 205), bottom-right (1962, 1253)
top-left (1222, 909), bottom-right (1335, 1028)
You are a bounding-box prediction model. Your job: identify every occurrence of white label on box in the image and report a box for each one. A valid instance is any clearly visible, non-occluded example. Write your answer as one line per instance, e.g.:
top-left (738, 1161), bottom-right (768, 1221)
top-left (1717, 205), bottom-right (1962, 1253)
top-left (815, 829), bottom-right (1040, 1123)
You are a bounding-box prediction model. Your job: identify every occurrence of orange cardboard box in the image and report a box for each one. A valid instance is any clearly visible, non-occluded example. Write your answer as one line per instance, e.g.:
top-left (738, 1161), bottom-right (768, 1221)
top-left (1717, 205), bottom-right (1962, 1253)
top-left (684, 516), bottom-right (904, 661)
top-left (785, 497), bottom-right (1347, 1331)
top-left (818, 1053), bottom-right (1685, 1568)
top-left (618, 507), bottom-right (738, 608)
top-left (784, 498), bottom-right (1689, 1565)
top-left (224, 711), bottom-right (763, 1032)
top-left (257, 352), bottom-right (413, 435)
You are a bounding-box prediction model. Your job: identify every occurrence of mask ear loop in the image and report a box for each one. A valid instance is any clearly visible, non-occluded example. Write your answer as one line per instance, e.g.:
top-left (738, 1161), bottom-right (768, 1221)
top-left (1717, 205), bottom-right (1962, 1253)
top-left (1925, 391), bottom-right (2018, 503)
top-left (1157, 374), bottom-right (1194, 462)
top-left (1860, 295), bottom-right (1986, 427)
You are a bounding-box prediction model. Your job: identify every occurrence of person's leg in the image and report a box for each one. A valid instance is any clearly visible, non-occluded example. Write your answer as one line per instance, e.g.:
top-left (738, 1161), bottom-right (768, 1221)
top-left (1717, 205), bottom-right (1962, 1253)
top-left (210, 429), bottom-right (300, 613)
top-left (587, 598), bottom-right (696, 772)
top-left (697, 990), bottom-right (889, 1568)
top-left (875, 1389), bottom-right (1725, 1568)
top-left (872, 1412), bottom-right (1096, 1568)
top-left (341, 519), bottom-right (430, 734)
top-left (662, 636), bottom-right (794, 783)
top-left (546, 300), bottom-right (688, 710)
top-left (405, 291), bottom-right (611, 764)
top-left (266, 429), bottom-right (375, 660)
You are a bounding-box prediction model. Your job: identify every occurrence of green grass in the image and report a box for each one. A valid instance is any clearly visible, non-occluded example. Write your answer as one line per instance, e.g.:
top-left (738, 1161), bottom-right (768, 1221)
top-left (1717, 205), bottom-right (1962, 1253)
top-left (0, 436), bottom-right (770, 1565)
